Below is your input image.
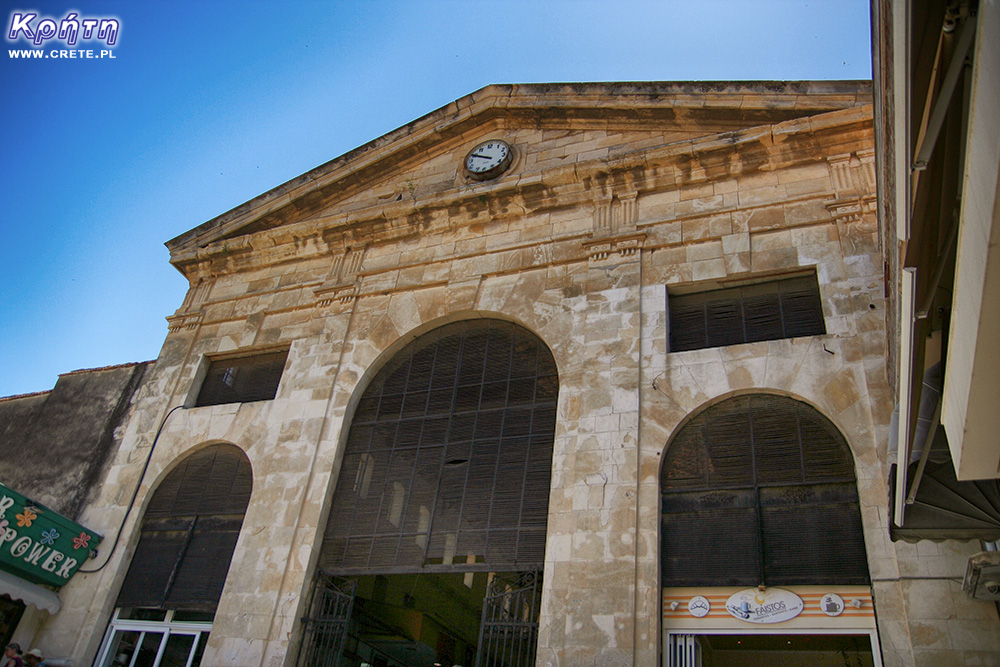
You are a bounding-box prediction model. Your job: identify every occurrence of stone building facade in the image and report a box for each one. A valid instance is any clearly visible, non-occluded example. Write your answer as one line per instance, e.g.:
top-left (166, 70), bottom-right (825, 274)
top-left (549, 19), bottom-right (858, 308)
top-left (4, 81), bottom-right (998, 666)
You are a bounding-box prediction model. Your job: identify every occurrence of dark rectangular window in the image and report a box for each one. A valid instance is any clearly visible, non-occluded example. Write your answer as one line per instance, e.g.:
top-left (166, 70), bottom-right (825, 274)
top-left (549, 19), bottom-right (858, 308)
top-left (667, 274), bottom-right (825, 352)
top-left (195, 349), bottom-right (288, 407)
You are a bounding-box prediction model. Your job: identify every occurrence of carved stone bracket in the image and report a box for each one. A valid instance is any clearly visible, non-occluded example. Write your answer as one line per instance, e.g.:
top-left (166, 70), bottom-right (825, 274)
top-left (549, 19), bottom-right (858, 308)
top-left (856, 148), bottom-right (877, 192)
top-left (825, 194), bottom-right (877, 224)
top-left (593, 191), bottom-right (639, 236)
top-left (594, 197), bottom-right (614, 234)
top-left (166, 312), bottom-right (203, 333)
top-left (314, 283), bottom-right (359, 310)
top-left (618, 193), bottom-right (638, 228)
top-left (582, 233), bottom-right (646, 262)
top-left (827, 153), bottom-right (857, 197)
top-left (828, 151), bottom-right (878, 200)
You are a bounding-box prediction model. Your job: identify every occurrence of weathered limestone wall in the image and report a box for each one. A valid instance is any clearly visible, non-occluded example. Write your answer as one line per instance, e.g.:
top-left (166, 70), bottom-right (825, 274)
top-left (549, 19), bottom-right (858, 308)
top-left (23, 83), bottom-right (998, 667)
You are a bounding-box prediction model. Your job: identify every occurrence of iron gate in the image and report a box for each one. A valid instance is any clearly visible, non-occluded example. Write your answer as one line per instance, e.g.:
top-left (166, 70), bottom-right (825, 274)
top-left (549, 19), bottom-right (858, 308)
top-left (296, 575), bottom-right (356, 667)
top-left (475, 571), bottom-right (542, 667)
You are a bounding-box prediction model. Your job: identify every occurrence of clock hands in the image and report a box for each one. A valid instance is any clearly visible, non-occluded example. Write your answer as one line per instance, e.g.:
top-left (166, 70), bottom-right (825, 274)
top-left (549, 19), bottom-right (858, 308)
top-left (465, 140), bottom-right (511, 180)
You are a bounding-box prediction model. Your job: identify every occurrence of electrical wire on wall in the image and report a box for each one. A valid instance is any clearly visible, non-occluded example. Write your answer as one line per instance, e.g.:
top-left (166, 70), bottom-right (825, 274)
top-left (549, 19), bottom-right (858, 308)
top-left (79, 404), bottom-right (186, 573)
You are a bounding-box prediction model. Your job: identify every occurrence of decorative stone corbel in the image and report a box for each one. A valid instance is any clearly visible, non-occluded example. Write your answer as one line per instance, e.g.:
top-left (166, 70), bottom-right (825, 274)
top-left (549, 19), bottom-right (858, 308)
top-left (856, 147), bottom-right (877, 192)
top-left (584, 240), bottom-right (613, 261)
top-left (166, 311), bottom-right (203, 333)
top-left (825, 199), bottom-right (865, 223)
top-left (582, 233), bottom-right (646, 262)
top-left (825, 152), bottom-right (877, 223)
top-left (827, 153), bottom-right (859, 197)
top-left (593, 190), bottom-right (639, 236)
top-left (618, 191), bottom-right (638, 229)
top-left (594, 196), bottom-right (614, 235)
top-left (314, 283), bottom-right (359, 310)
top-left (312, 244), bottom-right (366, 311)
top-left (617, 234), bottom-right (642, 256)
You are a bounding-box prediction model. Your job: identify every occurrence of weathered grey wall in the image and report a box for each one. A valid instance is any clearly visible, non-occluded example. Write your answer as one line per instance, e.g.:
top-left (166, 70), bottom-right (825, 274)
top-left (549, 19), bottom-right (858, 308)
top-left (0, 362), bottom-right (151, 519)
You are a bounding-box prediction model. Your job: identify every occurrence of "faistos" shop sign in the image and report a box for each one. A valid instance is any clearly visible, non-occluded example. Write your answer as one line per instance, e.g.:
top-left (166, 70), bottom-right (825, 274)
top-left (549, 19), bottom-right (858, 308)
top-left (726, 587), bottom-right (804, 624)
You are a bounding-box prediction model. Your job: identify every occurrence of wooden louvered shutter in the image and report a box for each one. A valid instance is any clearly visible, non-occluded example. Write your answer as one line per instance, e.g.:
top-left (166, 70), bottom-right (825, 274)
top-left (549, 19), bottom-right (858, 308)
top-left (115, 518), bottom-right (190, 606)
top-left (665, 297), bottom-right (708, 352)
top-left (780, 276), bottom-right (827, 338)
top-left (742, 282), bottom-right (785, 343)
top-left (668, 275), bottom-right (825, 352)
top-left (320, 320), bottom-right (558, 574)
top-left (116, 444), bottom-right (252, 611)
top-left (759, 483), bottom-right (868, 586)
top-left (661, 488), bottom-right (761, 586)
top-left (704, 291), bottom-right (746, 348)
top-left (195, 350), bottom-right (288, 406)
top-left (661, 395), bottom-right (868, 587)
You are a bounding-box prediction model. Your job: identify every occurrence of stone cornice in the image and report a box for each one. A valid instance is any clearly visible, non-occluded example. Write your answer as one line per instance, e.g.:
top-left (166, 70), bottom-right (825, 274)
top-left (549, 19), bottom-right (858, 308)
top-left (169, 104), bottom-right (874, 281)
top-left (166, 82), bottom-right (872, 264)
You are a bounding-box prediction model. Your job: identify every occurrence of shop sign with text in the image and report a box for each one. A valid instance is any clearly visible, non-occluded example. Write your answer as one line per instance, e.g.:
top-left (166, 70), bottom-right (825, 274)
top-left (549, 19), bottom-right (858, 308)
top-left (0, 482), bottom-right (101, 587)
top-left (726, 587), bottom-right (803, 624)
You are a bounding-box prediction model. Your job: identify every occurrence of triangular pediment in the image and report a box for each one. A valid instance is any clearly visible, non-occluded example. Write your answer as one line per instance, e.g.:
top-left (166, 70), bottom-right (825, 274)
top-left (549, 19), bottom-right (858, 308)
top-left (166, 81), bottom-right (871, 273)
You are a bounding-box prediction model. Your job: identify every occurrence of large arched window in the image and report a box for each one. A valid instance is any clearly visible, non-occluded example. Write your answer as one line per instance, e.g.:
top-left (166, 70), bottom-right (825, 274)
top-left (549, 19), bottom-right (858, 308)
top-left (660, 394), bottom-right (868, 587)
top-left (116, 443), bottom-right (253, 609)
top-left (97, 444), bottom-right (252, 667)
top-left (319, 319), bottom-right (559, 573)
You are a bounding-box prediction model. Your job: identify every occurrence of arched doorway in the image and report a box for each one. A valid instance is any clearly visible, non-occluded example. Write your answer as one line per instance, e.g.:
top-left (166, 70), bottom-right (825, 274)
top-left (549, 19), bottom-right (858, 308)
top-left (300, 319), bottom-right (558, 667)
top-left (95, 443), bottom-right (253, 667)
top-left (660, 394), bottom-right (877, 667)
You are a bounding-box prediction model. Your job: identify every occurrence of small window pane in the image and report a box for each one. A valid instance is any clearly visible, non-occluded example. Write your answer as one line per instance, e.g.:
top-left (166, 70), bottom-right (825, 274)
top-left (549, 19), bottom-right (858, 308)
top-left (101, 630), bottom-right (143, 667)
top-left (118, 608), bottom-right (168, 621)
top-left (191, 632), bottom-right (209, 665)
top-left (158, 633), bottom-right (196, 667)
top-left (172, 610), bottom-right (215, 622)
top-left (134, 630), bottom-right (166, 667)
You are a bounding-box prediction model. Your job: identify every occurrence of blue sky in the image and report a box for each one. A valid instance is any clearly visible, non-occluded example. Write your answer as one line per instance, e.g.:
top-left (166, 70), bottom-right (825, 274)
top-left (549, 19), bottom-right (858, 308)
top-left (0, 0), bottom-right (872, 397)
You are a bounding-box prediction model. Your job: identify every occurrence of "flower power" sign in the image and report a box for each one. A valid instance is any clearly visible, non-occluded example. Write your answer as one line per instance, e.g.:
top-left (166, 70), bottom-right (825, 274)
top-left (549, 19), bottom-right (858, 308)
top-left (0, 482), bottom-right (102, 587)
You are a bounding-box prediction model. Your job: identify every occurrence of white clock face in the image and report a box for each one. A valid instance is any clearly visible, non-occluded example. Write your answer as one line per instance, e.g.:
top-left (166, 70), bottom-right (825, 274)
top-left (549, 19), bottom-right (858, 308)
top-left (465, 140), bottom-right (511, 178)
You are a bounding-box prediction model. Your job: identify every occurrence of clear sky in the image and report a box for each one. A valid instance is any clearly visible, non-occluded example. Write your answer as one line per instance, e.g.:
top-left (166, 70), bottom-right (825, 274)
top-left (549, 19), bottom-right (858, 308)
top-left (0, 0), bottom-right (872, 397)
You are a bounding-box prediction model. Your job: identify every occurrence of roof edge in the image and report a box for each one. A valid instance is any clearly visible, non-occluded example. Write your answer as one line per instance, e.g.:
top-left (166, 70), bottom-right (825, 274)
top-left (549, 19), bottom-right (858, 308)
top-left (165, 80), bottom-right (873, 255)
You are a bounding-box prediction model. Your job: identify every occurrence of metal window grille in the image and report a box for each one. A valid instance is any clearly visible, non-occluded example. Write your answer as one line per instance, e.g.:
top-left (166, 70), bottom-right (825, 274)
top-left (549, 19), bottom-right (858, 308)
top-left (667, 274), bottom-right (825, 352)
top-left (319, 319), bottom-right (558, 574)
top-left (660, 394), bottom-right (869, 587)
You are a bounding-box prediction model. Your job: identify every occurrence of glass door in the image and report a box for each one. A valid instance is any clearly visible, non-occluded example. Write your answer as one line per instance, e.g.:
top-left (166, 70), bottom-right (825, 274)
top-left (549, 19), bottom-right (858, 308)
top-left (95, 609), bottom-right (211, 667)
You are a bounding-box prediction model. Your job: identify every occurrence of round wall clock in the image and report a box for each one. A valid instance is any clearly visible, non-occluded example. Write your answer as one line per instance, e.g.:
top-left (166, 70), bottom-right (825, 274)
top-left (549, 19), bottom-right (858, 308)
top-left (464, 139), bottom-right (513, 180)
